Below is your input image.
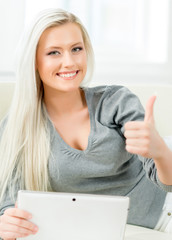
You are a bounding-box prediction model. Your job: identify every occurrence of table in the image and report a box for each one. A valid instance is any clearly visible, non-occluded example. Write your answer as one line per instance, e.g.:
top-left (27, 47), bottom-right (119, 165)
top-left (125, 224), bottom-right (172, 240)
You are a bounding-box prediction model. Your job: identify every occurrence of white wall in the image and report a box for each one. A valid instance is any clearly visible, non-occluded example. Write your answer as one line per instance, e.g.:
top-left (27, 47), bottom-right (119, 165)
top-left (0, 0), bottom-right (25, 81)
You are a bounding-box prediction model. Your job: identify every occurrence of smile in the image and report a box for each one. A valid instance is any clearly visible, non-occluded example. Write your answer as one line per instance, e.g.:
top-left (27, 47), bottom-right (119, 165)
top-left (57, 70), bottom-right (79, 78)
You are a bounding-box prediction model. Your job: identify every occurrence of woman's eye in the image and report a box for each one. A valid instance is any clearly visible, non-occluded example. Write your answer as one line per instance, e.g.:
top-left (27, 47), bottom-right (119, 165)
top-left (48, 51), bottom-right (60, 56)
top-left (72, 47), bottom-right (83, 53)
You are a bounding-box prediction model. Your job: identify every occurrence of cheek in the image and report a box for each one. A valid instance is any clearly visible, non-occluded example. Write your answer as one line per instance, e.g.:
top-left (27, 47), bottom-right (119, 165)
top-left (37, 58), bottom-right (56, 76)
top-left (77, 53), bottom-right (87, 72)
top-left (36, 55), bottom-right (44, 73)
top-left (37, 62), bottom-right (51, 83)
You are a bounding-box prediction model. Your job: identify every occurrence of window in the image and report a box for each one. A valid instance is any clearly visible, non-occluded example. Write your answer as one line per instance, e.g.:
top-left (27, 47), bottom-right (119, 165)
top-left (1, 0), bottom-right (172, 84)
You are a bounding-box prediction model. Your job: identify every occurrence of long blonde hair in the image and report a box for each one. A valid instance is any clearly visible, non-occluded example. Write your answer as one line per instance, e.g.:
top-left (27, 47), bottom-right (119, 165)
top-left (0, 8), bottom-right (94, 203)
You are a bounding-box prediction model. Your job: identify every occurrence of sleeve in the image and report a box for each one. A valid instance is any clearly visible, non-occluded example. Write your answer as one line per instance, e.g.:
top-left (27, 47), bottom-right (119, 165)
top-left (98, 85), bottom-right (145, 134)
top-left (138, 154), bottom-right (172, 192)
top-left (0, 187), bottom-right (16, 216)
top-left (0, 118), bottom-right (17, 216)
top-left (0, 179), bottom-right (20, 216)
top-left (137, 137), bottom-right (172, 192)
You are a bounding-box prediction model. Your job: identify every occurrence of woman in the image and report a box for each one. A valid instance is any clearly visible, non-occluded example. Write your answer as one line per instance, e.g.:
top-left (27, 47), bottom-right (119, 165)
top-left (0, 8), bottom-right (172, 239)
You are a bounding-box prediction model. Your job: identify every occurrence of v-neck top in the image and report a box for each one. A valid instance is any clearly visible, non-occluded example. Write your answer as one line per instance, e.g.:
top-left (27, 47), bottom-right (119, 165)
top-left (0, 85), bottom-right (172, 230)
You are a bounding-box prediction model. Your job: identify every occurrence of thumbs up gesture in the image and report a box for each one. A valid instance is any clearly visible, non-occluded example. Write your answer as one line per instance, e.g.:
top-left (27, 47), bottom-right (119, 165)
top-left (124, 95), bottom-right (165, 159)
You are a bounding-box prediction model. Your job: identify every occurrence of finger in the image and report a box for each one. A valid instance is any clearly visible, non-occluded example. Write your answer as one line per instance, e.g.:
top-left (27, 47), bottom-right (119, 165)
top-left (0, 230), bottom-right (30, 239)
top-left (4, 208), bottom-right (32, 220)
top-left (126, 138), bottom-right (149, 147)
top-left (126, 145), bottom-right (149, 156)
top-left (124, 129), bottom-right (150, 139)
top-left (144, 95), bottom-right (156, 123)
top-left (124, 121), bottom-right (145, 131)
top-left (2, 222), bottom-right (35, 235)
top-left (3, 215), bottom-right (38, 233)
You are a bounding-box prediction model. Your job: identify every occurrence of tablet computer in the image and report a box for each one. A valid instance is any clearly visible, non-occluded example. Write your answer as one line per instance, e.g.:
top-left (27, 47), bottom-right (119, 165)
top-left (17, 190), bottom-right (129, 240)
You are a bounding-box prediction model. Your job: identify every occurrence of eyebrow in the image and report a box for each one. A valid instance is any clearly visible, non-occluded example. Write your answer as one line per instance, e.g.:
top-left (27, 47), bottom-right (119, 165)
top-left (45, 42), bottom-right (84, 50)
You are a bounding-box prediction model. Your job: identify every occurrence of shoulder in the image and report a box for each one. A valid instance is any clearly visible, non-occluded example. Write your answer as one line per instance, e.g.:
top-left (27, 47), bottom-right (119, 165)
top-left (84, 85), bottom-right (144, 130)
top-left (83, 84), bottom-right (136, 104)
top-left (83, 84), bottom-right (127, 94)
top-left (83, 84), bottom-right (131, 99)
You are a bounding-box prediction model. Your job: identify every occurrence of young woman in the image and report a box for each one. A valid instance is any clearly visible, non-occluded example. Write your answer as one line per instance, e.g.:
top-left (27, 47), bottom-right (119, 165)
top-left (0, 8), bottom-right (172, 239)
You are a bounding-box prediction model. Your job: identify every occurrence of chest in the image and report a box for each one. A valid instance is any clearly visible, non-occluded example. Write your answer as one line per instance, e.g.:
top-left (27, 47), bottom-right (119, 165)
top-left (53, 107), bottom-right (90, 151)
top-left (48, 121), bottom-right (140, 194)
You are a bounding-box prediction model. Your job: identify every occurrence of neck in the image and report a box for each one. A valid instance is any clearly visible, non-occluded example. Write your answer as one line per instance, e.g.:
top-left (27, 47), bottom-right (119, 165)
top-left (43, 87), bottom-right (86, 118)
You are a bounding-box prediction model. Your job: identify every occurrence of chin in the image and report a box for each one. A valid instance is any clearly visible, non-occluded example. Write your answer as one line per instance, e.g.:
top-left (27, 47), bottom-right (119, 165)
top-left (56, 84), bottom-right (81, 93)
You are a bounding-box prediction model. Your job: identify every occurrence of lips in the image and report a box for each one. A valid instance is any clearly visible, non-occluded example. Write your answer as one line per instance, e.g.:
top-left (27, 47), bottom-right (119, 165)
top-left (57, 70), bottom-right (79, 78)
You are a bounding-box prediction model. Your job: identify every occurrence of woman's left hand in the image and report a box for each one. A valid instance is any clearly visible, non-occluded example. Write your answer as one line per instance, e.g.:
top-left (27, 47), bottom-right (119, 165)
top-left (124, 95), bottom-right (166, 160)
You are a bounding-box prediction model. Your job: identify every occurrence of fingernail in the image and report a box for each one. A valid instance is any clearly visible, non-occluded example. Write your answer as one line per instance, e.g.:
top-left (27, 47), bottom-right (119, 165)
top-left (34, 226), bottom-right (38, 232)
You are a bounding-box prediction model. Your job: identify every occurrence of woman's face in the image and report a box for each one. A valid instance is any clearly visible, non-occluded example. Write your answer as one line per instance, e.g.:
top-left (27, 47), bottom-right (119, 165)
top-left (36, 23), bottom-right (87, 93)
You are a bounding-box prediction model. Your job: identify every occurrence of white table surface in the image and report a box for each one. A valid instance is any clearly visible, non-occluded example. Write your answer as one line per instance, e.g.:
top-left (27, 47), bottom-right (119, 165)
top-left (125, 225), bottom-right (172, 240)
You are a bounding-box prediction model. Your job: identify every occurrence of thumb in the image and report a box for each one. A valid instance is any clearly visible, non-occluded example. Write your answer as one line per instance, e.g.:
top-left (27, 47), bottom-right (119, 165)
top-left (144, 95), bottom-right (156, 124)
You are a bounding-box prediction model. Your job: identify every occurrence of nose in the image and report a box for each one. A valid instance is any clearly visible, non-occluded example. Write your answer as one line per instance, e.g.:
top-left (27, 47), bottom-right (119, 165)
top-left (62, 51), bottom-right (75, 68)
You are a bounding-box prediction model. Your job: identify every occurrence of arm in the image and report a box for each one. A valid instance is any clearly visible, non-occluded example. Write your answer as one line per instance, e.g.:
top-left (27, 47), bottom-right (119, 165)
top-left (124, 95), bottom-right (172, 186)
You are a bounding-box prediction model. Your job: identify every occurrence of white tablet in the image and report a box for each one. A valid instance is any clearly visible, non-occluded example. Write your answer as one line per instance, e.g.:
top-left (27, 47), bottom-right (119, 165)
top-left (17, 190), bottom-right (129, 240)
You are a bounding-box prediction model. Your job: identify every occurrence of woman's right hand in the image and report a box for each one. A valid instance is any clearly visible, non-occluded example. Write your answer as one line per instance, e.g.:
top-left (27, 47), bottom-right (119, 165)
top-left (0, 207), bottom-right (38, 239)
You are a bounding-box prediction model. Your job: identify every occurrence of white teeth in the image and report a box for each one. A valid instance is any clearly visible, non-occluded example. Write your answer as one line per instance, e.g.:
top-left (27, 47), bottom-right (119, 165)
top-left (58, 72), bottom-right (77, 78)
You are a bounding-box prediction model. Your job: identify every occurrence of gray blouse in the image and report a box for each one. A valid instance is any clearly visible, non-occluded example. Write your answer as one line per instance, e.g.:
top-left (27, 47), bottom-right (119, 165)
top-left (1, 85), bottom-right (171, 229)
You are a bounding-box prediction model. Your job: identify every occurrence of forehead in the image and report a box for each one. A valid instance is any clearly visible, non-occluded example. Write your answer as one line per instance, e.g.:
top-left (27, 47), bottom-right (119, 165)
top-left (38, 23), bottom-right (84, 48)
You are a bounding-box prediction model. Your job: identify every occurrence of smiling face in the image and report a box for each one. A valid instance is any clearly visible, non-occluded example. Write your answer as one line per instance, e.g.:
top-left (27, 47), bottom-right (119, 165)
top-left (36, 23), bottom-right (87, 94)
